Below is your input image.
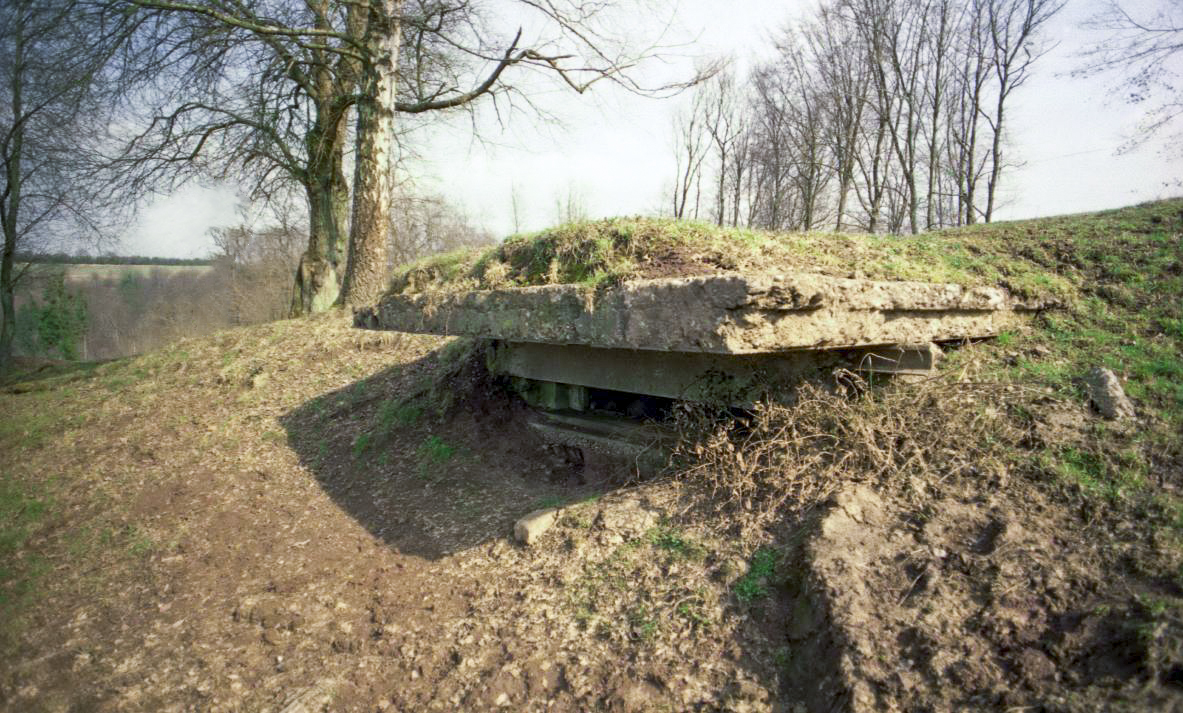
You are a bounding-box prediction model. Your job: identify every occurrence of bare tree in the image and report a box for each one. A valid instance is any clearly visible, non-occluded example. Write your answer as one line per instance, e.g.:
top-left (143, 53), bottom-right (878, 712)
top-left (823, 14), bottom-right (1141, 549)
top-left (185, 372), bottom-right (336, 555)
top-left (0, 0), bottom-right (137, 368)
top-left (118, 0), bottom-right (705, 310)
top-left (982, 0), bottom-right (1065, 222)
top-left (806, 4), bottom-right (871, 231)
top-left (671, 89), bottom-right (711, 219)
top-left (510, 181), bottom-right (524, 233)
top-left (699, 71), bottom-right (745, 226)
top-left (679, 0), bottom-right (1062, 235)
top-left (947, 0), bottom-right (993, 224)
top-left (389, 186), bottom-right (493, 266)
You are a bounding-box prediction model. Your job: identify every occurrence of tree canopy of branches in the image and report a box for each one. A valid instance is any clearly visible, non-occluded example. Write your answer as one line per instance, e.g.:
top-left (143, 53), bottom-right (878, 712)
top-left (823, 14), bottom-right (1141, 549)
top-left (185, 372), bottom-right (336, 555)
top-left (114, 0), bottom-right (699, 313)
top-left (672, 0), bottom-right (1064, 235)
top-left (1078, 0), bottom-right (1183, 151)
top-left (0, 0), bottom-right (143, 369)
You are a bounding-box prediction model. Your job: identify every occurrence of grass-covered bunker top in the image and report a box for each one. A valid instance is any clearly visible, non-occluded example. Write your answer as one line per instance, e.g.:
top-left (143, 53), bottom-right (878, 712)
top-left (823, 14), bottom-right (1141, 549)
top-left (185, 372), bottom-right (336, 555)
top-left (386, 215), bottom-right (1075, 301)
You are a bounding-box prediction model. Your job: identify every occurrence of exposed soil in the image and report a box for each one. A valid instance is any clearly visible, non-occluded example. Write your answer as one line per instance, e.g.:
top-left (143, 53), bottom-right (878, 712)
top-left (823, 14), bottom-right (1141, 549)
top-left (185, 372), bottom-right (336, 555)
top-left (2, 312), bottom-right (1181, 712)
top-left (0, 317), bottom-right (792, 712)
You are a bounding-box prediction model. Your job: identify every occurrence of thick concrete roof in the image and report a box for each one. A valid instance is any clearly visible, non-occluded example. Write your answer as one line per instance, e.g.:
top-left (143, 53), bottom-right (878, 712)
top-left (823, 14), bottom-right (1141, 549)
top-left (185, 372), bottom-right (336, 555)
top-left (362, 273), bottom-right (1042, 353)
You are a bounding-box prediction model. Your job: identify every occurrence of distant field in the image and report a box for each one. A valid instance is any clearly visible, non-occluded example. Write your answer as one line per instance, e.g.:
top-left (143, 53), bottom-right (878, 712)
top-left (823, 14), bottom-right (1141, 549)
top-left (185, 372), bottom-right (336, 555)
top-left (18, 263), bottom-right (215, 285)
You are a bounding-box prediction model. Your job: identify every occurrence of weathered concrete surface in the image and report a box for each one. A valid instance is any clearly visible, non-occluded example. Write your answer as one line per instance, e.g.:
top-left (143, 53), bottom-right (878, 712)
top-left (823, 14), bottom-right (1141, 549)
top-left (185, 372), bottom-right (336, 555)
top-left (365, 274), bottom-right (1039, 353)
top-left (499, 342), bottom-right (940, 405)
top-left (513, 507), bottom-right (560, 546)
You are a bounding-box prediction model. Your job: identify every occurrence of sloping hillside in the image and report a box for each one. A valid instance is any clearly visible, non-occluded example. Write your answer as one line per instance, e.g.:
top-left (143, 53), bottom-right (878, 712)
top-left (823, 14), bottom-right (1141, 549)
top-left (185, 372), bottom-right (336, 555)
top-left (1, 200), bottom-right (1181, 712)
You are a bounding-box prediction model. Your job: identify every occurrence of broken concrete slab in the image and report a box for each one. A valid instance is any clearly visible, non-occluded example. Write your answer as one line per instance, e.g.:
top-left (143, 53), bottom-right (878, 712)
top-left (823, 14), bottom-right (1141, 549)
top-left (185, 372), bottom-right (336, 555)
top-left (365, 273), bottom-right (1041, 353)
top-left (527, 411), bottom-right (669, 472)
top-left (513, 507), bottom-right (560, 546)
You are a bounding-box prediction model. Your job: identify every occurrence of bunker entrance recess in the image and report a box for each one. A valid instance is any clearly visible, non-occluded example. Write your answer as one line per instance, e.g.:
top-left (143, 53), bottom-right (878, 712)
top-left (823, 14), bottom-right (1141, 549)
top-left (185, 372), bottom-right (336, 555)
top-left (357, 273), bottom-right (1044, 463)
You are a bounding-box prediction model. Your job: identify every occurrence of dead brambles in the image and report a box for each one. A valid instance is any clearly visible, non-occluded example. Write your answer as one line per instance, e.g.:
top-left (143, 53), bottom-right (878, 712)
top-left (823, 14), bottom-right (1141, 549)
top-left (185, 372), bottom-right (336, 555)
top-left (667, 369), bottom-right (1032, 531)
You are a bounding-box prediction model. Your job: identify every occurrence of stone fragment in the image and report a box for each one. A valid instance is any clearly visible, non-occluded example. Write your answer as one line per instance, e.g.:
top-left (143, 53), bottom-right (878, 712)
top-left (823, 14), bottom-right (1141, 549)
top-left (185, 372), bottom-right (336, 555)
top-left (513, 508), bottom-right (560, 546)
top-left (1084, 367), bottom-right (1135, 419)
top-left (594, 499), bottom-right (658, 539)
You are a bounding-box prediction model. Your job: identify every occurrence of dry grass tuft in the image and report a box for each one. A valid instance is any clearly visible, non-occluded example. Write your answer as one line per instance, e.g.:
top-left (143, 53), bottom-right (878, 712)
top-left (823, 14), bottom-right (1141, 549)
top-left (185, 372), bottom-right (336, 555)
top-left (668, 370), bottom-right (1031, 531)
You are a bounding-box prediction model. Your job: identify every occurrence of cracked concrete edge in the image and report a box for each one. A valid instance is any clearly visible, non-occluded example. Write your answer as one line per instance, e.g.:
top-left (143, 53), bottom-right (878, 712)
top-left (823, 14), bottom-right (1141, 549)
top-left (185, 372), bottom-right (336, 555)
top-left (364, 273), bottom-right (1045, 353)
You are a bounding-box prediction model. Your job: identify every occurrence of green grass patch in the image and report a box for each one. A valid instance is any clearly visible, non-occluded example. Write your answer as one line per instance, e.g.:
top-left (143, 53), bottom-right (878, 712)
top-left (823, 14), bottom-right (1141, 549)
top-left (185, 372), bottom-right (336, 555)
top-left (734, 547), bottom-right (778, 603)
top-left (533, 495), bottom-right (568, 510)
top-left (419, 435), bottom-right (455, 463)
top-left (352, 432), bottom-right (373, 458)
top-left (416, 435), bottom-right (456, 479)
top-left (0, 478), bottom-right (52, 647)
top-left (377, 398), bottom-right (422, 431)
top-left (647, 524), bottom-right (706, 562)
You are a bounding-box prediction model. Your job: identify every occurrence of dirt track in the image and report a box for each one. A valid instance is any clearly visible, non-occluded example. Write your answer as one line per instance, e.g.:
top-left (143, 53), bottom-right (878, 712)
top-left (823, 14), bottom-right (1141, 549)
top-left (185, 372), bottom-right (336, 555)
top-left (0, 316), bottom-right (792, 711)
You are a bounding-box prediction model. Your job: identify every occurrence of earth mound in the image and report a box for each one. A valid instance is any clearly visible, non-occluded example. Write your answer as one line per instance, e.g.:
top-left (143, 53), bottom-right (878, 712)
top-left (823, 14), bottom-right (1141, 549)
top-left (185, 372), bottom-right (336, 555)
top-left (1, 199), bottom-right (1181, 711)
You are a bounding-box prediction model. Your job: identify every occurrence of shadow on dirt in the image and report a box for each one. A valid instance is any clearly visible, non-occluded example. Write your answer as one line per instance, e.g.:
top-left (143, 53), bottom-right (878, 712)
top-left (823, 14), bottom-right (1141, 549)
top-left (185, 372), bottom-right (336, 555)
top-left (279, 342), bottom-right (622, 561)
top-left (276, 340), bottom-right (819, 711)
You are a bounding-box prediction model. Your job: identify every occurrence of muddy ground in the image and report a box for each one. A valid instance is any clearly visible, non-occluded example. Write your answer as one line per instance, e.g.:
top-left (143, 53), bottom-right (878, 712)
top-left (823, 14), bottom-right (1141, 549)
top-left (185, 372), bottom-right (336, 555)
top-left (1, 314), bottom-right (1181, 712)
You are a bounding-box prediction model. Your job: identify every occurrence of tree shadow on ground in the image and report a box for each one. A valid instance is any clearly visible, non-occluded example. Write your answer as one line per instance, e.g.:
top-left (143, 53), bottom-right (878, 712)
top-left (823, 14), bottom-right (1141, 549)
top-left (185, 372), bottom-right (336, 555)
top-left (278, 343), bottom-right (619, 560)
top-left (279, 339), bottom-right (806, 709)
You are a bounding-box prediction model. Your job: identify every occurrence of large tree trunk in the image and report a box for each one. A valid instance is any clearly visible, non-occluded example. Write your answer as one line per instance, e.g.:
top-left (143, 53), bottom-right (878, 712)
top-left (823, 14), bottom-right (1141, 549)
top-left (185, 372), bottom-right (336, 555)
top-left (0, 242), bottom-right (15, 371)
top-left (340, 0), bottom-right (404, 309)
top-left (291, 177), bottom-right (344, 315)
top-left (1, 25), bottom-right (24, 371)
top-left (291, 66), bottom-right (353, 316)
top-left (291, 130), bottom-right (349, 315)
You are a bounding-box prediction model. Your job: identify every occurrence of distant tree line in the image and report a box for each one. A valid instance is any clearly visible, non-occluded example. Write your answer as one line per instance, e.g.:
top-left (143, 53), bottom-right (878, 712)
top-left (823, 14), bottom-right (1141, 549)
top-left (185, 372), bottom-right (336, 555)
top-left (15, 253), bottom-right (213, 267)
top-left (671, 0), bottom-right (1065, 234)
top-left (10, 185), bottom-right (490, 361)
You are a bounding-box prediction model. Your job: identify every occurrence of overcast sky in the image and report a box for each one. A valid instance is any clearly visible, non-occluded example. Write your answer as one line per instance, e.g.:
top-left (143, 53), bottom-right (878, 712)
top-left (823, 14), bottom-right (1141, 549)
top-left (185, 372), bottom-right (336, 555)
top-left (119, 0), bottom-right (1181, 258)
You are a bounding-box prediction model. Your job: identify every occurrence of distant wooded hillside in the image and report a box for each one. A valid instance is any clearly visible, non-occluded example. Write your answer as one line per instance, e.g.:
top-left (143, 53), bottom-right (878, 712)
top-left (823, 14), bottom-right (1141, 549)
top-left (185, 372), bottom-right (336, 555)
top-left (14, 253), bottom-right (213, 267)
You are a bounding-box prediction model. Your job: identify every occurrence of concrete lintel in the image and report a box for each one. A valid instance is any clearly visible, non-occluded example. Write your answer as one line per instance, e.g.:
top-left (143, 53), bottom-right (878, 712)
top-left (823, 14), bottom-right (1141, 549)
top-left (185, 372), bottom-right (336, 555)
top-left (494, 340), bottom-right (946, 406)
top-left (494, 341), bottom-right (831, 403)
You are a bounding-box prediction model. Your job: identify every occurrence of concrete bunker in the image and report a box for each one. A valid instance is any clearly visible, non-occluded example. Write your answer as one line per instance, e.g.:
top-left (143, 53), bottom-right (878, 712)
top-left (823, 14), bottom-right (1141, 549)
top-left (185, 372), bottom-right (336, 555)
top-left (358, 273), bottom-right (1042, 465)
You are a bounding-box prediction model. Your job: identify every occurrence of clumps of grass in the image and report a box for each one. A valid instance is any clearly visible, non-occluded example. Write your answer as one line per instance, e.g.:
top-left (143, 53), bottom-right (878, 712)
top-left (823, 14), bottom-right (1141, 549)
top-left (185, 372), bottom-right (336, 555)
top-left (675, 588), bottom-right (714, 629)
top-left (627, 603), bottom-right (659, 642)
top-left (1120, 593), bottom-right (1183, 688)
top-left (352, 432), bottom-right (373, 458)
top-left (419, 435), bottom-right (455, 462)
top-left (734, 547), bottom-right (778, 603)
top-left (1050, 445), bottom-right (1148, 501)
top-left (416, 435), bottom-right (456, 479)
top-left (565, 526), bottom-right (723, 644)
top-left (647, 524), bottom-right (706, 562)
top-left (377, 399), bottom-right (422, 431)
